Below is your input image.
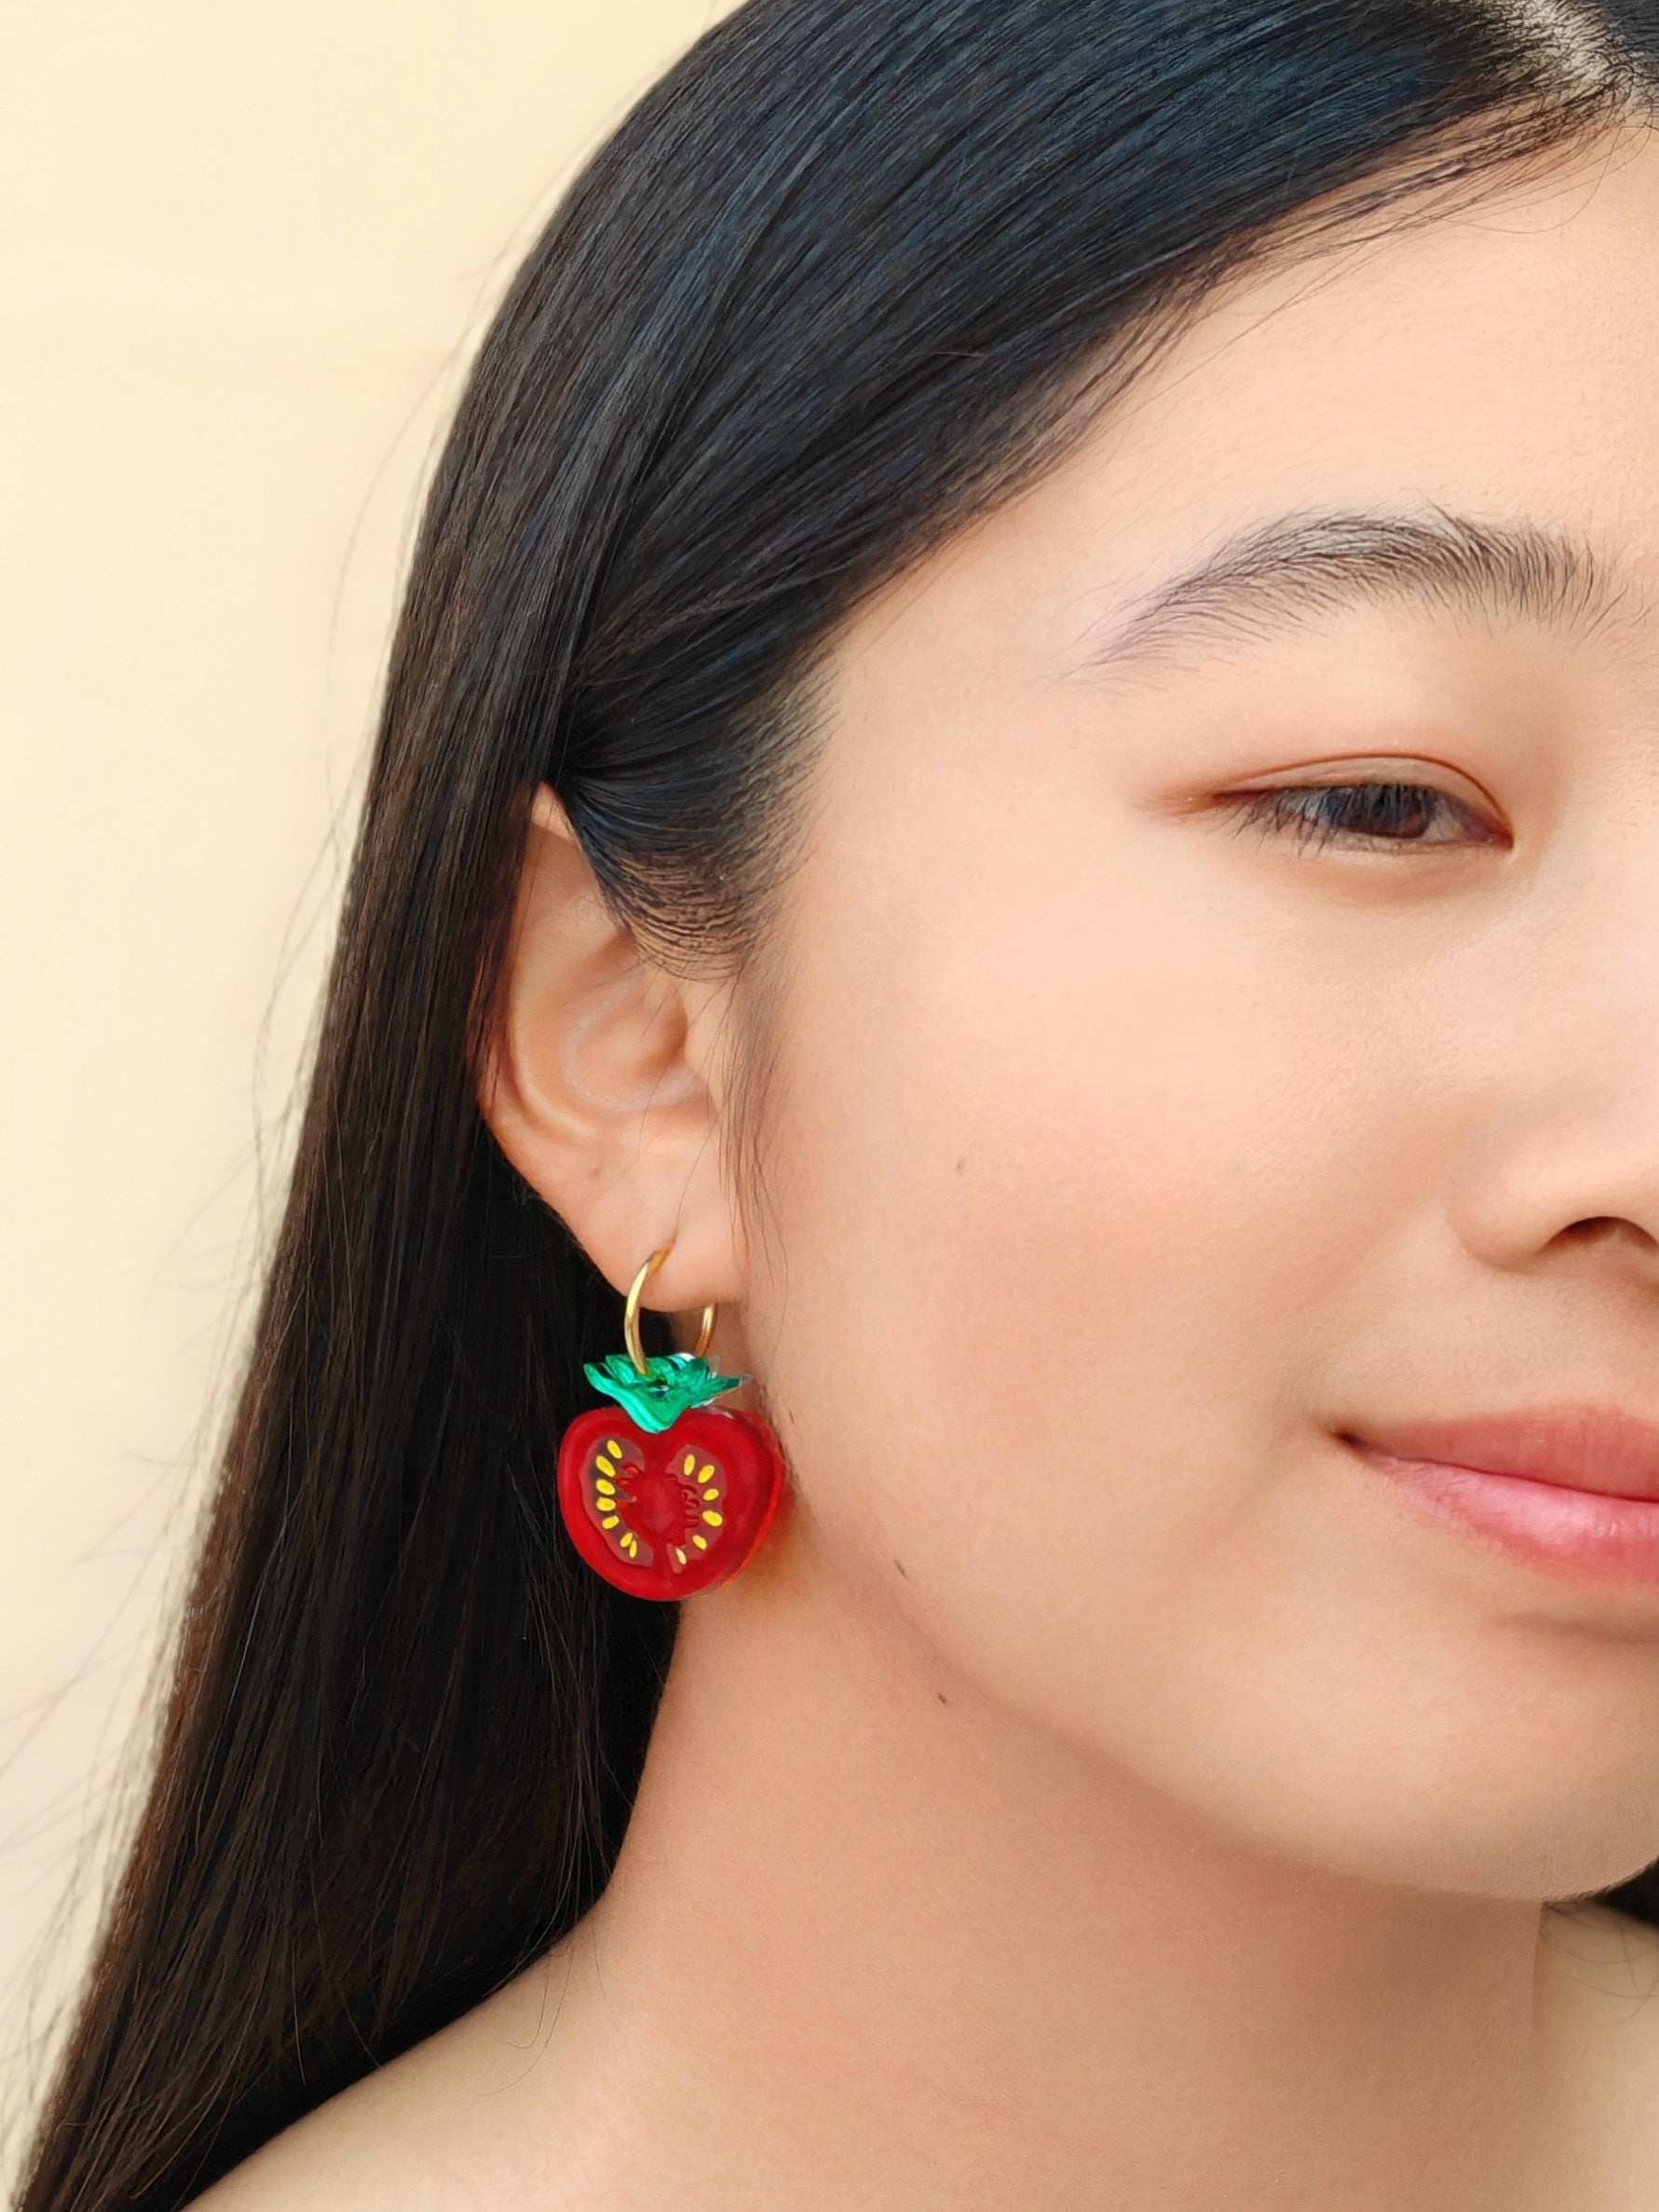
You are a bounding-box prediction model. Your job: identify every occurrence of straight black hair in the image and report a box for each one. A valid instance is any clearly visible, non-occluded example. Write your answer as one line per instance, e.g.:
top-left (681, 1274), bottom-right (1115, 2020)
top-left (21, 2), bottom-right (1659, 2205)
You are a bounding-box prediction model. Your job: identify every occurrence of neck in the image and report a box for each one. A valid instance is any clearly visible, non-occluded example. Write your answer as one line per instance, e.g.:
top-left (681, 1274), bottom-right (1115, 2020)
top-left (513, 1547), bottom-right (1582, 2209)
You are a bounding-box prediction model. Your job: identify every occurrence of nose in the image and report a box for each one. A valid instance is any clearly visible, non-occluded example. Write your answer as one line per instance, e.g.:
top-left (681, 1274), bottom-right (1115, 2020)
top-left (1441, 876), bottom-right (1659, 1288)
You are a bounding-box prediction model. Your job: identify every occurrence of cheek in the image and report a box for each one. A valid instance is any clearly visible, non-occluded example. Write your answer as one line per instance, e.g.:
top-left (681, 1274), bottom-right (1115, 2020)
top-left (750, 824), bottom-right (1379, 1755)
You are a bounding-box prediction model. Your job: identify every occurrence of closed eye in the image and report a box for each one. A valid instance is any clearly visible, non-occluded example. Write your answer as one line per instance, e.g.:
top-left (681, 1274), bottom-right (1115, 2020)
top-left (1217, 779), bottom-right (1506, 855)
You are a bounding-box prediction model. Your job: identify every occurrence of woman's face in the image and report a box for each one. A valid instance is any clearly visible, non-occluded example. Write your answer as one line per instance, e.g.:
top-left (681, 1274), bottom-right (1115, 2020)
top-left (741, 130), bottom-right (1659, 1899)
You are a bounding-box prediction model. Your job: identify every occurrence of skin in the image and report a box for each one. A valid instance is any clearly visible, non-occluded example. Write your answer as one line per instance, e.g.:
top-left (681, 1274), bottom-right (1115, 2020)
top-left (200, 125), bottom-right (1659, 2209)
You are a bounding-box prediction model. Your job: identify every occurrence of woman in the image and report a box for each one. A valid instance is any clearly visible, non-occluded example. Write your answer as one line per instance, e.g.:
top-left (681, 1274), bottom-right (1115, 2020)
top-left (21, 0), bottom-right (1659, 2204)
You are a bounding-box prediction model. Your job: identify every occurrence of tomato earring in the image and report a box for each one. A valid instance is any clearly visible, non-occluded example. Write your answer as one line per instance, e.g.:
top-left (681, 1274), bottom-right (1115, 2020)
top-left (555, 1242), bottom-right (787, 1598)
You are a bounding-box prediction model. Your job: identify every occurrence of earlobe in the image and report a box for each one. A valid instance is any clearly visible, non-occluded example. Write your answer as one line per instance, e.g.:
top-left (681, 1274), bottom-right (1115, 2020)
top-left (477, 785), bottom-right (748, 1313)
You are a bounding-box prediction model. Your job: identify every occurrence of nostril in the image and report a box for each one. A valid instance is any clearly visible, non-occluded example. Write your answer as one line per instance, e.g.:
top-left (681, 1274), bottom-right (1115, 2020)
top-left (1562, 1216), bottom-right (1651, 1247)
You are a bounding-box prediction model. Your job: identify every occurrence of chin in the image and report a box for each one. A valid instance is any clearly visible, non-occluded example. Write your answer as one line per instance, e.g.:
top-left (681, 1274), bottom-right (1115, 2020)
top-left (1265, 1791), bottom-right (1659, 1904)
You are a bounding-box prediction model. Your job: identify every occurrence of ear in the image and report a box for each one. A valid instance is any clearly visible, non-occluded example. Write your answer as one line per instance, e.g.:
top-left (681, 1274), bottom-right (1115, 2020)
top-left (477, 785), bottom-right (749, 1319)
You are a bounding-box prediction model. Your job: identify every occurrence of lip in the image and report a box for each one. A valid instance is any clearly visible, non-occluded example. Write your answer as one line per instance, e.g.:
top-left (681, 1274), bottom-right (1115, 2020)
top-left (1342, 1405), bottom-right (1659, 1590)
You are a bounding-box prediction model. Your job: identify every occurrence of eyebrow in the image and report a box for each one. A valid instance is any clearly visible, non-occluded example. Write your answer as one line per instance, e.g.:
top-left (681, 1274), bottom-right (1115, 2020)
top-left (1073, 504), bottom-right (1638, 674)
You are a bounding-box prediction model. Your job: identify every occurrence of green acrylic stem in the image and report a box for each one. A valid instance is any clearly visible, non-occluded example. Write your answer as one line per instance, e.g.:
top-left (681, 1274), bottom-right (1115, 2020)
top-left (583, 1350), bottom-right (745, 1432)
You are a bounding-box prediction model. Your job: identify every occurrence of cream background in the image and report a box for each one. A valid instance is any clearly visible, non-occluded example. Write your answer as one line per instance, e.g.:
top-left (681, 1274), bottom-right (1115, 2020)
top-left (0, 0), bottom-right (740, 2174)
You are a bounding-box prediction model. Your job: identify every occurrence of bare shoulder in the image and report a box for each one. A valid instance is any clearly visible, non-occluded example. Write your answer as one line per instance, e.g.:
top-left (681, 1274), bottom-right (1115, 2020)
top-left (186, 1951), bottom-right (585, 2212)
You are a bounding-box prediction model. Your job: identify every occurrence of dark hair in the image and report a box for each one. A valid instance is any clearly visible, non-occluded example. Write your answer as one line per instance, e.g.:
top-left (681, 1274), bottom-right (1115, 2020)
top-left (20, 2), bottom-right (1659, 2205)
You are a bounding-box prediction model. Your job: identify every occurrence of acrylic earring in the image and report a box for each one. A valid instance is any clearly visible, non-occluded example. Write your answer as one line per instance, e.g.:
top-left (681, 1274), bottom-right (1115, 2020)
top-left (555, 1242), bottom-right (787, 1598)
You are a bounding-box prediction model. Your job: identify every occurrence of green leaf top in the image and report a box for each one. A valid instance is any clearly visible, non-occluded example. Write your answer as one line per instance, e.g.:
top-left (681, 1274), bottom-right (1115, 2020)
top-left (583, 1350), bottom-right (745, 1432)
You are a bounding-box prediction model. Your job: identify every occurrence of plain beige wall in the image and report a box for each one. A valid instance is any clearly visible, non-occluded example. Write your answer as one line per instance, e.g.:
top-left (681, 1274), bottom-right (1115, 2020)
top-left (0, 0), bottom-right (741, 2164)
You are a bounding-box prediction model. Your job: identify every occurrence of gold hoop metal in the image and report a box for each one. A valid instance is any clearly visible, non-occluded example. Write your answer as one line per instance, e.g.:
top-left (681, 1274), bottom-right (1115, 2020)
top-left (623, 1241), bottom-right (715, 1373)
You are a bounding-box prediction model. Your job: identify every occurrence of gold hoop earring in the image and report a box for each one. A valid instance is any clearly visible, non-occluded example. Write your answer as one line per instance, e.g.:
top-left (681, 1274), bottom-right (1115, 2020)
top-left (623, 1242), bottom-right (714, 1372)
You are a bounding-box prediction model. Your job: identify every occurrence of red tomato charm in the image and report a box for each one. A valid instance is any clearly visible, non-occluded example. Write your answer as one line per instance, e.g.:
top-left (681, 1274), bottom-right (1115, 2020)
top-left (556, 1395), bottom-right (787, 1599)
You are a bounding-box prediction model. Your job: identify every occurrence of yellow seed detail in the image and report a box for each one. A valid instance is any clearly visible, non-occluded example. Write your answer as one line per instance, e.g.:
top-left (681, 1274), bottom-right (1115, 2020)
top-left (682, 1452), bottom-right (696, 1475)
top-left (673, 1547), bottom-right (687, 1564)
top-left (601, 1515), bottom-right (619, 1529)
top-left (700, 1463), bottom-right (714, 1480)
top-left (693, 1535), bottom-right (708, 1550)
top-left (606, 1439), bottom-right (622, 1454)
top-left (702, 1510), bottom-right (724, 1527)
top-left (701, 1486), bottom-right (718, 1500)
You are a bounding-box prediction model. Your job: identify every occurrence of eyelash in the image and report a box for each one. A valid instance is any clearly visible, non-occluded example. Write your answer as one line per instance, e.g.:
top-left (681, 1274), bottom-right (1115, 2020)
top-left (1218, 779), bottom-right (1500, 854)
